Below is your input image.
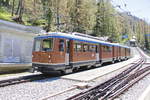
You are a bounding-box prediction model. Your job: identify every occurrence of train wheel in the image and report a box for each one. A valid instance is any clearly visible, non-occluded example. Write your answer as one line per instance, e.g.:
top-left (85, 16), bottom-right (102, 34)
top-left (112, 60), bottom-right (115, 64)
top-left (29, 67), bottom-right (35, 73)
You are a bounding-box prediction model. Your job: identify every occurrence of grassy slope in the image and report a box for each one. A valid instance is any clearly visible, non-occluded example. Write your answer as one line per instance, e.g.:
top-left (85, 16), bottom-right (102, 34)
top-left (0, 7), bottom-right (13, 21)
top-left (0, 7), bottom-right (46, 26)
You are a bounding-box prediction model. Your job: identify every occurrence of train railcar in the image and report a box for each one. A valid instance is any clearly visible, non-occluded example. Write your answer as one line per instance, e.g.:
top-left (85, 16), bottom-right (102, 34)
top-left (120, 46), bottom-right (126, 60)
top-left (32, 32), bottom-right (130, 74)
top-left (125, 47), bottom-right (131, 59)
top-left (130, 38), bottom-right (137, 47)
top-left (70, 40), bottom-right (98, 68)
top-left (112, 45), bottom-right (120, 62)
top-left (100, 44), bottom-right (113, 63)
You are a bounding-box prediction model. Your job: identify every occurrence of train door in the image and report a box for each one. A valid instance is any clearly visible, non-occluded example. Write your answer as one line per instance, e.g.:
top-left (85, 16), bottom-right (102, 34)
top-left (96, 45), bottom-right (99, 61)
top-left (65, 39), bottom-right (70, 65)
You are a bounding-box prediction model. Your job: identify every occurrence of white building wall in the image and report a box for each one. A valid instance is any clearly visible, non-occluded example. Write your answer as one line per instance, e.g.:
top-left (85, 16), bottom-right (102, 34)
top-left (0, 34), bottom-right (2, 62)
top-left (0, 20), bottom-right (43, 64)
top-left (0, 28), bottom-right (35, 63)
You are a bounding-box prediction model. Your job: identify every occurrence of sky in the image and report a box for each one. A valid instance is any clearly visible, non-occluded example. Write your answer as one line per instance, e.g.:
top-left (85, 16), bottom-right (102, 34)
top-left (111, 0), bottom-right (150, 23)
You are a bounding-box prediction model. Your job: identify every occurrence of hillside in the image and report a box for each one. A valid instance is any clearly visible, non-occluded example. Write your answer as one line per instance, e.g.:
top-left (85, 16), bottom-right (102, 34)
top-left (0, 0), bottom-right (150, 48)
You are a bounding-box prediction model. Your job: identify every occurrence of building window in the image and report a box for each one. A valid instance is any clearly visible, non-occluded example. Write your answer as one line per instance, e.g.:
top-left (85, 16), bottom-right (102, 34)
top-left (59, 39), bottom-right (65, 51)
top-left (42, 38), bottom-right (53, 51)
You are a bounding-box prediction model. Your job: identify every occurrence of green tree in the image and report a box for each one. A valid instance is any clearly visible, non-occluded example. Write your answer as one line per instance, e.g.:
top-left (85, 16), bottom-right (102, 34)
top-left (69, 0), bottom-right (96, 33)
top-left (93, 0), bottom-right (118, 42)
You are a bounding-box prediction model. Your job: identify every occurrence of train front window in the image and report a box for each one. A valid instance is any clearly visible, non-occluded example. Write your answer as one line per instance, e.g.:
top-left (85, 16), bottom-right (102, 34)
top-left (42, 39), bottom-right (53, 51)
top-left (34, 40), bottom-right (41, 51)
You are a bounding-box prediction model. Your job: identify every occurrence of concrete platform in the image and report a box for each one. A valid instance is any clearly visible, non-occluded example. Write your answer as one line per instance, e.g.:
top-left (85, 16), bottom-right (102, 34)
top-left (0, 72), bottom-right (41, 81)
top-left (138, 85), bottom-right (150, 100)
top-left (61, 48), bottom-right (141, 82)
top-left (0, 63), bottom-right (32, 73)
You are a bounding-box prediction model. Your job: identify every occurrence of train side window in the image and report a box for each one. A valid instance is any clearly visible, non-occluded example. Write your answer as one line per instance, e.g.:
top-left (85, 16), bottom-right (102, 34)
top-left (102, 46), bottom-right (105, 52)
top-left (42, 38), bottom-right (53, 51)
top-left (109, 47), bottom-right (112, 52)
top-left (74, 41), bottom-right (82, 52)
top-left (103, 46), bottom-right (111, 52)
top-left (93, 45), bottom-right (96, 52)
top-left (89, 45), bottom-right (96, 52)
top-left (96, 45), bottom-right (98, 53)
top-left (89, 45), bottom-right (92, 52)
top-left (74, 44), bottom-right (76, 51)
top-left (76, 43), bottom-right (82, 52)
top-left (83, 44), bottom-right (88, 52)
top-left (66, 40), bottom-right (70, 53)
top-left (59, 39), bottom-right (65, 51)
top-left (103, 46), bottom-right (110, 52)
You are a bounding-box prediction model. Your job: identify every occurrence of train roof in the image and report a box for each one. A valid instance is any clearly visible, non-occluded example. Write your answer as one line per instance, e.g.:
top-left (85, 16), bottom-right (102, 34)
top-left (35, 32), bottom-right (129, 48)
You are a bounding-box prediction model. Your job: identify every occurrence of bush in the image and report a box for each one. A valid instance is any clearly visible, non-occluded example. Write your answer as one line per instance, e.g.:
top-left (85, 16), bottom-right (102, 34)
top-left (30, 19), bottom-right (46, 26)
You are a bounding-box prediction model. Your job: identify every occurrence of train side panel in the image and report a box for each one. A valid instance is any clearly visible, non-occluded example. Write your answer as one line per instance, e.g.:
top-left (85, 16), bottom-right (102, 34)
top-left (69, 40), bottom-right (97, 67)
top-left (113, 46), bottom-right (120, 61)
top-left (32, 38), bottom-right (67, 72)
top-left (120, 47), bottom-right (126, 60)
top-left (100, 45), bottom-right (113, 63)
top-left (33, 38), bottom-right (66, 64)
top-left (125, 48), bottom-right (130, 59)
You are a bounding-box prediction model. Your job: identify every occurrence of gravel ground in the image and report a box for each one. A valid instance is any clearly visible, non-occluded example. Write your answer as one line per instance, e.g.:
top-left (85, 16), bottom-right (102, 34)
top-left (0, 77), bottom-right (80, 100)
top-left (48, 88), bottom-right (83, 100)
top-left (0, 47), bottom-right (149, 100)
top-left (0, 64), bottom-right (135, 100)
top-left (113, 48), bottom-right (150, 100)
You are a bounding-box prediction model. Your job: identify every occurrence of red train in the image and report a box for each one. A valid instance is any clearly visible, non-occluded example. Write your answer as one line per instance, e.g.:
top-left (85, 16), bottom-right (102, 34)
top-left (32, 32), bottom-right (130, 74)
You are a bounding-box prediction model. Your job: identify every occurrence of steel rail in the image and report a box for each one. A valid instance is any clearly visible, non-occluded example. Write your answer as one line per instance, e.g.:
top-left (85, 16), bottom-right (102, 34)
top-left (102, 66), bottom-right (150, 100)
top-left (66, 48), bottom-right (148, 100)
top-left (0, 74), bottom-right (48, 87)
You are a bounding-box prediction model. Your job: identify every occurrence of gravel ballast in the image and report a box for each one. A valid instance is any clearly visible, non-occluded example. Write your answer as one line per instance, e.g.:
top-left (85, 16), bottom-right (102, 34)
top-left (0, 78), bottom-right (80, 100)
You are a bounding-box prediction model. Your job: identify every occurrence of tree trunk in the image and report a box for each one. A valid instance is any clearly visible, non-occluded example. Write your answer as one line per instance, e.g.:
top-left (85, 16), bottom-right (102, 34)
top-left (33, 0), bottom-right (36, 14)
top-left (13, 0), bottom-right (24, 23)
top-left (0, 0), bottom-right (5, 6)
top-left (15, 0), bottom-right (21, 15)
top-left (11, 0), bottom-right (15, 16)
top-left (5, 0), bottom-right (10, 6)
top-left (56, 0), bottom-right (60, 31)
top-left (18, 0), bottom-right (24, 22)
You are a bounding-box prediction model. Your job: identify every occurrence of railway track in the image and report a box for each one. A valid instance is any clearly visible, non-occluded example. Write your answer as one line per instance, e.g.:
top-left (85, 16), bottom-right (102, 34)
top-left (66, 48), bottom-right (150, 100)
top-left (0, 74), bottom-right (49, 87)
